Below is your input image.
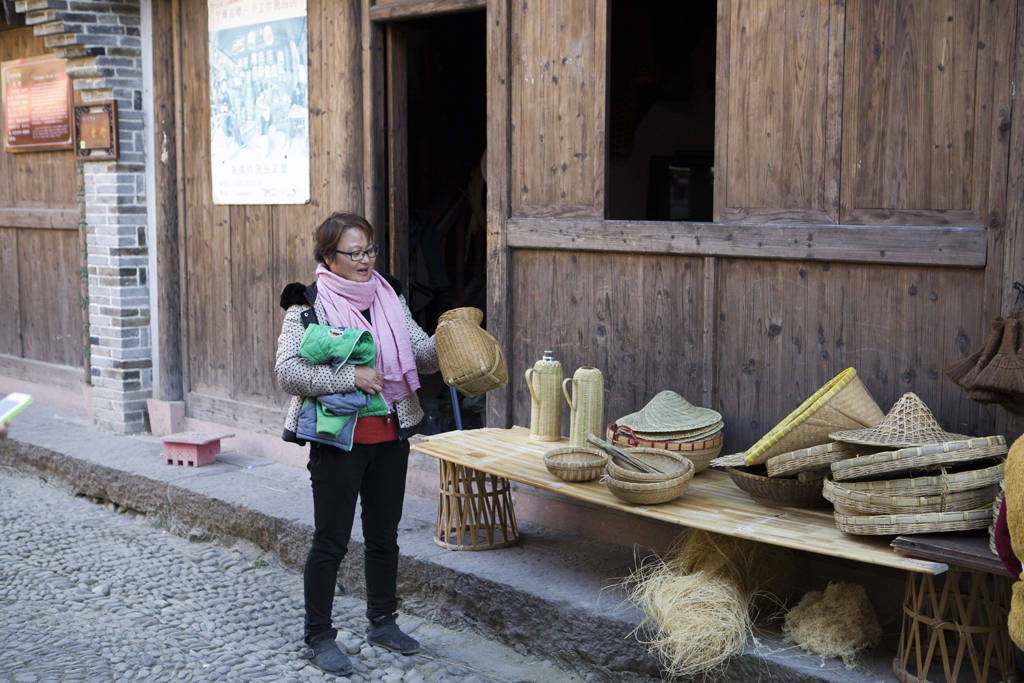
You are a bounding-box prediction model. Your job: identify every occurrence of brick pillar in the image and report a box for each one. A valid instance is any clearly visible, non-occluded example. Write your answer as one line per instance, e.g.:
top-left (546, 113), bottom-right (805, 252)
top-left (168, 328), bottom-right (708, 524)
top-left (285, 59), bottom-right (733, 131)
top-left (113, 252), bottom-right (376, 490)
top-left (18, 0), bottom-right (152, 432)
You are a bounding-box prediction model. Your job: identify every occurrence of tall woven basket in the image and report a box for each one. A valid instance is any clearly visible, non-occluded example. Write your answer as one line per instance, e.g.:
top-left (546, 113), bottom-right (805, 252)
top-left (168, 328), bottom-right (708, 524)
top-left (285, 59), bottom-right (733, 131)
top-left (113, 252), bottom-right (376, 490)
top-left (744, 367), bottom-right (884, 465)
top-left (435, 308), bottom-right (509, 397)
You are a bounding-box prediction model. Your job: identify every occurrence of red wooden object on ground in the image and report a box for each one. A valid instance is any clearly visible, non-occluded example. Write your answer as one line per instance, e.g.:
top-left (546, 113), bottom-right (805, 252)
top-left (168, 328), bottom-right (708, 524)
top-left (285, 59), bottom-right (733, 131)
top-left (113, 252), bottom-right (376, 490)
top-left (161, 431), bottom-right (234, 467)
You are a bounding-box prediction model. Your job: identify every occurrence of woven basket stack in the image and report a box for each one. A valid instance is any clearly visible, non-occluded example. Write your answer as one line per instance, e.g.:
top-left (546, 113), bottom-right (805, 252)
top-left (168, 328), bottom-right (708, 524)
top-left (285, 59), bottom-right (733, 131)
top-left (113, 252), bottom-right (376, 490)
top-left (602, 447), bottom-right (694, 505)
top-left (710, 368), bottom-right (886, 508)
top-left (606, 391), bottom-right (724, 473)
top-left (823, 393), bottom-right (1006, 535)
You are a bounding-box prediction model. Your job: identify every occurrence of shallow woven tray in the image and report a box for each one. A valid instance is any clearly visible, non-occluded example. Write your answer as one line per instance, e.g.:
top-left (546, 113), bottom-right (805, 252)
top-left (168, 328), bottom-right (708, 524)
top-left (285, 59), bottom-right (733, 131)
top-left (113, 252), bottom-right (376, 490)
top-left (830, 436), bottom-right (1007, 481)
top-left (725, 466), bottom-right (830, 509)
top-left (608, 421), bottom-right (724, 444)
top-left (607, 448), bottom-right (693, 483)
top-left (606, 424), bottom-right (723, 472)
top-left (603, 465), bottom-right (693, 505)
top-left (833, 508), bottom-right (992, 535)
top-left (766, 441), bottom-right (862, 478)
top-left (823, 478), bottom-right (999, 515)
top-left (824, 461), bottom-right (1004, 496)
top-left (542, 446), bottom-right (608, 482)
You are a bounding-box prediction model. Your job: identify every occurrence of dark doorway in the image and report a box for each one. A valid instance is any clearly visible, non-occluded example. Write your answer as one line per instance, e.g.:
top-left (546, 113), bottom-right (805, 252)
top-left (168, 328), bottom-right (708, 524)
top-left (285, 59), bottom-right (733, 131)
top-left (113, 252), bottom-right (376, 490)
top-left (606, 2), bottom-right (716, 221)
top-left (393, 11), bottom-right (487, 431)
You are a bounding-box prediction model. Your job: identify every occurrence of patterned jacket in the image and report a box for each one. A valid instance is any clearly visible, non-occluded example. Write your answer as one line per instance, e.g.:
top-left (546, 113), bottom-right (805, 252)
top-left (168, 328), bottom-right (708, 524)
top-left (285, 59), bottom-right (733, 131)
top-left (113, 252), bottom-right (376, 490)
top-left (275, 279), bottom-right (439, 443)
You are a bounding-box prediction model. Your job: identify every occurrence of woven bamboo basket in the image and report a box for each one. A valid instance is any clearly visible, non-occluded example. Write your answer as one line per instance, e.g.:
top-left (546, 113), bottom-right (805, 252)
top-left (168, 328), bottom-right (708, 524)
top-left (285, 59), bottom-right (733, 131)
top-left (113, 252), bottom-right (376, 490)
top-left (833, 509), bottom-right (992, 535)
top-left (603, 465), bottom-right (693, 505)
top-left (607, 421), bottom-right (724, 444)
top-left (744, 368), bottom-right (885, 465)
top-left (435, 311), bottom-right (509, 397)
top-left (543, 446), bottom-right (609, 482)
top-left (823, 478), bottom-right (999, 515)
top-left (606, 447), bottom-right (693, 482)
top-left (824, 461), bottom-right (1004, 496)
top-left (606, 423), bottom-right (723, 472)
top-left (830, 436), bottom-right (1007, 481)
top-left (990, 481), bottom-right (1005, 555)
top-left (765, 441), bottom-right (862, 478)
top-left (438, 307), bottom-right (484, 325)
top-left (725, 466), bottom-right (830, 508)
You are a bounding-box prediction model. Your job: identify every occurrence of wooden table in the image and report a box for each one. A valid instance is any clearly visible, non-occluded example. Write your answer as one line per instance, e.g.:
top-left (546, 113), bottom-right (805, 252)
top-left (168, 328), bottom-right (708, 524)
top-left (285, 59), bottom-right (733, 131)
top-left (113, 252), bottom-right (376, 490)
top-left (412, 426), bottom-right (947, 574)
top-left (889, 532), bottom-right (1017, 682)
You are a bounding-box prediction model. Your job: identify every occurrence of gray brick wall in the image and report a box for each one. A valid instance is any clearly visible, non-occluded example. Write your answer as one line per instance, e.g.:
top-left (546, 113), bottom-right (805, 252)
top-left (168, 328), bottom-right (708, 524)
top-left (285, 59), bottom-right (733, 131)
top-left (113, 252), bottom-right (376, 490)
top-left (19, 0), bottom-right (150, 433)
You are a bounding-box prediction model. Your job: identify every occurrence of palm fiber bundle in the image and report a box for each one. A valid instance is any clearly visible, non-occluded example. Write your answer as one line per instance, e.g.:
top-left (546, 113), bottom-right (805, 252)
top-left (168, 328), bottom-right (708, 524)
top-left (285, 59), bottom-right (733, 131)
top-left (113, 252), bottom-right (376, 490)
top-left (623, 530), bottom-right (789, 678)
top-left (783, 582), bottom-right (881, 666)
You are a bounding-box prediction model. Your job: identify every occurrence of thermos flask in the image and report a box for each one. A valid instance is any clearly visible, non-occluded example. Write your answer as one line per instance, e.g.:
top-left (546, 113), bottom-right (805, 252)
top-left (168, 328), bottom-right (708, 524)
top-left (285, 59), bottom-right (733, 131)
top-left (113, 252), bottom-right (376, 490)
top-left (562, 366), bottom-right (604, 447)
top-left (525, 351), bottom-right (563, 441)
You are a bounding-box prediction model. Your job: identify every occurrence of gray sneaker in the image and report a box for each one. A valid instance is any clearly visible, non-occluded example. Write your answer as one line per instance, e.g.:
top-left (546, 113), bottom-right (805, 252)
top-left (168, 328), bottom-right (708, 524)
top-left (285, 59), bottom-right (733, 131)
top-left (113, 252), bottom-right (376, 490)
top-left (308, 638), bottom-right (354, 676)
top-left (367, 615), bottom-right (421, 655)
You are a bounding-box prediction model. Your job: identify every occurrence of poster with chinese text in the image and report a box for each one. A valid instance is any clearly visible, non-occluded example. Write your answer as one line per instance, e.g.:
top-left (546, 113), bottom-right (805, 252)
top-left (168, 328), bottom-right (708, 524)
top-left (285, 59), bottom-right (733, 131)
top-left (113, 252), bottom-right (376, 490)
top-left (208, 0), bottom-right (309, 204)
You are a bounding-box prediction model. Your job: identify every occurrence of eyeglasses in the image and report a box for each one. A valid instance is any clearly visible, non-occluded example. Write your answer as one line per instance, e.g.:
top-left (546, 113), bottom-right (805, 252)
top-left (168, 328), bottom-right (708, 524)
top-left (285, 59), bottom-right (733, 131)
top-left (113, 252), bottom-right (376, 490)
top-left (334, 244), bottom-right (380, 261)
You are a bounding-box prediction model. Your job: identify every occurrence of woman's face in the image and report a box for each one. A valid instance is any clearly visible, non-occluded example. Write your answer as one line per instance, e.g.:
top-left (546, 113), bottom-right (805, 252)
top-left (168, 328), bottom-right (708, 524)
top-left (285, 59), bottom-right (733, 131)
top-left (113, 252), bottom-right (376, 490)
top-left (327, 227), bottom-right (376, 282)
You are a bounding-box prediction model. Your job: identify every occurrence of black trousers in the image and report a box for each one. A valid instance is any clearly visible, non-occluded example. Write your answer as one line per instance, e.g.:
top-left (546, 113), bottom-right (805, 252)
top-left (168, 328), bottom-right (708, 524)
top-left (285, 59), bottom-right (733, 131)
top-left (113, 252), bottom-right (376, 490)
top-left (303, 438), bottom-right (410, 646)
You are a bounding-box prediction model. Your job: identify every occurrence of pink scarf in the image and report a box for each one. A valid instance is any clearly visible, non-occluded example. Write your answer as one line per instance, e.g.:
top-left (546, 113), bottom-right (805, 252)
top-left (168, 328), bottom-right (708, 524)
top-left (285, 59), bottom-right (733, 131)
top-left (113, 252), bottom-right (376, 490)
top-left (315, 264), bottom-right (420, 408)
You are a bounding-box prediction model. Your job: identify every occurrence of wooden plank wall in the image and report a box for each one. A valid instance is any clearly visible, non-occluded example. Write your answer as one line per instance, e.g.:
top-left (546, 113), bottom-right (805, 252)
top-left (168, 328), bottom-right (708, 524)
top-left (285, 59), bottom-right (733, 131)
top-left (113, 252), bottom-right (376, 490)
top-left (504, 0), bottom-right (1024, 452)
top-left (175, 0), bottom-right (366, 422)
top-left (0, 26), bottom-right (82, 368)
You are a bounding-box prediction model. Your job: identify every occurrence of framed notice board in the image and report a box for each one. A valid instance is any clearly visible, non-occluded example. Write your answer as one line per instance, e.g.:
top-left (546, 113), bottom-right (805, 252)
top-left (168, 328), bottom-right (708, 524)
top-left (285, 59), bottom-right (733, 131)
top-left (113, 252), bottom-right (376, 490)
top-left (73, 100), bottom-right (119, 161)
top-left (1, 54), bottom-right (73, 153)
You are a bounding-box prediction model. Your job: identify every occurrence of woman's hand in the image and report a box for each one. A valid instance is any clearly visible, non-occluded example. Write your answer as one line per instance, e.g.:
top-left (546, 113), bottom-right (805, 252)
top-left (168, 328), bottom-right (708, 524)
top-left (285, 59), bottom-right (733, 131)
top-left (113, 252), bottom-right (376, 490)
top-left (353, 366), bottom-right (384, 395)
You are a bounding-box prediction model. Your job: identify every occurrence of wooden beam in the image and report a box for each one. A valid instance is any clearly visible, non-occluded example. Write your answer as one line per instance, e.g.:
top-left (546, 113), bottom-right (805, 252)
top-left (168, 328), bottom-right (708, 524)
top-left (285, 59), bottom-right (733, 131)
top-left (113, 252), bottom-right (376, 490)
top-left (385, 23), bottom-right (408, 289)
top-left (362, 1), bottom-right (387, 234)
top-left (186, 390), bottom-right (285, 437)
top-left (0, 208), bottom-right (78, 229)
top-left (485, 0), bottom-right (512, 428)
top-left (2, 0), bottom-right (25, 27)
top-left (506, 218), bottom-right (988, 267)
top-left (0, 354), bottom-right (85, 391)
top-left (369, 0), bottom-right (485, 22)
top-left (152, 0), bottom-right (183, 401)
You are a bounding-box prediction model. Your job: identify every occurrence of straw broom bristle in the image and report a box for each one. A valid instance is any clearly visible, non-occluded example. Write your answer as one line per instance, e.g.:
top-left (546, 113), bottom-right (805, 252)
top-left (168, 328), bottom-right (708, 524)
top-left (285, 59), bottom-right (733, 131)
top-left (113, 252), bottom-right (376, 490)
top-left (623, 531), bottom-right (790, 678)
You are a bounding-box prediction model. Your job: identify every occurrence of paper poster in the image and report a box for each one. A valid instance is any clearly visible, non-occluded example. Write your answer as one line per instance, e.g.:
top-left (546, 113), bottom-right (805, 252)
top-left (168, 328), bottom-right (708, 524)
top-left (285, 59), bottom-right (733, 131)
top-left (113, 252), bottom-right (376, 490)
top-left (208, 0), bottom-right (310, 204)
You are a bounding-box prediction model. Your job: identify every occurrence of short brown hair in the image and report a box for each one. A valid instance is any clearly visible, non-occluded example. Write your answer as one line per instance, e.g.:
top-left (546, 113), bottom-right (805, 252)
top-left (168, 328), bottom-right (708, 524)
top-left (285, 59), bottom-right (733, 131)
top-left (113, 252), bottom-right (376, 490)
top-left (313, 212), bottom-right (375, 265)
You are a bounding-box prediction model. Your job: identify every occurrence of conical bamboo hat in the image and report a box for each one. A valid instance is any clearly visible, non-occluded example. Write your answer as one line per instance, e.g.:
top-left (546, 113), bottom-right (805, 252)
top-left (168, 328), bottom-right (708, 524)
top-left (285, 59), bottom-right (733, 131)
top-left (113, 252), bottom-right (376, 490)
top-left (616, 391), bottom-right (721, 433)
top-left (829, 392), bottom-right (969, 448)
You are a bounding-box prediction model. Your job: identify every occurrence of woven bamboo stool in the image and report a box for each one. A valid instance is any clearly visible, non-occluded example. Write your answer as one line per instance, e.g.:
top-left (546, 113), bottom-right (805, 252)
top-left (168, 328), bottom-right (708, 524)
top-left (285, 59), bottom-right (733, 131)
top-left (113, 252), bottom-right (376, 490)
top-left (434, 460), bottom-right (519, 550)
top-left (893, 566), bottom-right (1017, 683)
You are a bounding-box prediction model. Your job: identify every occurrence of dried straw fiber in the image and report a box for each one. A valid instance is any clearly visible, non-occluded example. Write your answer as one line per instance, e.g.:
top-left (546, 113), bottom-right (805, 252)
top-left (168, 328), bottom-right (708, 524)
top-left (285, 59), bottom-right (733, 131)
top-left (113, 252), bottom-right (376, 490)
top-left (624, 530), bottom-right (790, 678)
top-left (783, 582), bottom-right (881, 667)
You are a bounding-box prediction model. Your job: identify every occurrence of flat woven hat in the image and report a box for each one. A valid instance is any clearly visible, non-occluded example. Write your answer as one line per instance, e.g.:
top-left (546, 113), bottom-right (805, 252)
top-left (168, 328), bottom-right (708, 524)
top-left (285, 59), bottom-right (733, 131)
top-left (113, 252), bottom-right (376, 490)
top-left (616, 391), bottom-right (722, 433)
top-left (829, 392), bottom-right (969, 448)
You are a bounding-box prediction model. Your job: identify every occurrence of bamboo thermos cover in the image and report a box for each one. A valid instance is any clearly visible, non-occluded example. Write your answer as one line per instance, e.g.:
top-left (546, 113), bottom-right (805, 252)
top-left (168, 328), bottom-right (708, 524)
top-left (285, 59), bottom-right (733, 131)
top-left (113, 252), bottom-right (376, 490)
top-left (563, 366), bottom-right (604, 447)
top-left (525, 351), bottom-right (563, 441)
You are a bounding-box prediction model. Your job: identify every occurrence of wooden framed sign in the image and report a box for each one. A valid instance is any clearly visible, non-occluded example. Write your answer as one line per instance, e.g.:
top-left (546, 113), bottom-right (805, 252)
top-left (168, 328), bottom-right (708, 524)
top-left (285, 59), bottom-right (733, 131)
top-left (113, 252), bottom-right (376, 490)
top-left (73, 100), bottom-right (119, 161)
top-left (1, 54), bottom-right (73, 153)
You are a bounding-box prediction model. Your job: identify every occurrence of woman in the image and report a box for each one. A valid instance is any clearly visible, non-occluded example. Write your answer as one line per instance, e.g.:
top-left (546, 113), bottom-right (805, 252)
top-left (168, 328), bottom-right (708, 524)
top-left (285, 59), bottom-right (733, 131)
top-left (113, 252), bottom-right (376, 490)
top-left (275, 212), bottom-right (438, 676)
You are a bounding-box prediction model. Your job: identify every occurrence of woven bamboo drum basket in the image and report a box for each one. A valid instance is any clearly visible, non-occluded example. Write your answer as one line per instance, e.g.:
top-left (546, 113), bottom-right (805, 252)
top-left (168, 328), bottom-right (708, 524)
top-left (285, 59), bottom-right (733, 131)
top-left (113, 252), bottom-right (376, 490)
top-left (766, 441), bottom-right (862, 478)
top-left (434, 460), bottom-right (519, 550)
top-left (894, 567), bottom-right (1016, 683)
top-left (830, 436), bottom-right (1007, 481)
top-left (606, 448), bottom-right (693, 482)
top-left (435, 309), bottom-right (509, 397)
top-left (823, 478), bottom-right (999, 515)
top-left (833, 508), bottom-right (992, 535)
top-left (563, 367), bottom-right (604, 447)
top-left (826, 461), bottom-right (1004, 496)
top-left (603, 464), bottom-right (693, 505)
top-left (726, 466), bottom-right (830, 508)
top-left (606, 423), bottom-right (723, 473)
top-left (543, 446), bottom-right (608, 482)
top-left (744, 368), bottom-right (885, 465)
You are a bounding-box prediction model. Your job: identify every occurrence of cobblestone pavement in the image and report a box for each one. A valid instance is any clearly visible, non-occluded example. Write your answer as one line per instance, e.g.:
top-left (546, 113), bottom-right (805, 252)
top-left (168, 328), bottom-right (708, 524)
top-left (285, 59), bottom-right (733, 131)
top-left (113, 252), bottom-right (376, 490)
top-left (0, 466), bottom-right (584, 682)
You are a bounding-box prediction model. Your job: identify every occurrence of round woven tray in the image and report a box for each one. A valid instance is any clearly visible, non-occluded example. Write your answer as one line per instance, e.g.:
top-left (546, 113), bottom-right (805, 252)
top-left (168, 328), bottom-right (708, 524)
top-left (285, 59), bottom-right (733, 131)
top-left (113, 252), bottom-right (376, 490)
top-left (543, 446), bottom-right (608, 482)
top-left (603, 466), bottom-right (693, 505)
top-left (823, 478), bottom-right (999, 515)
top-left (830, 436), bottom-right (1007, 481)
top-left (606, 448), bottom-right (693, 483)
top-left (606, 424), bottom-right (723, 473)
top-left (766, 441), bottom-right (862, 478)
top-left (608, 421), bottom-right (724, 444)
top-left (833, 508), bottom-right (992, 535)
top-left (823, 461), bottom-right (1004, 496)
top-left (725, 466), bottom-right (830, 508)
